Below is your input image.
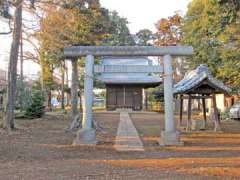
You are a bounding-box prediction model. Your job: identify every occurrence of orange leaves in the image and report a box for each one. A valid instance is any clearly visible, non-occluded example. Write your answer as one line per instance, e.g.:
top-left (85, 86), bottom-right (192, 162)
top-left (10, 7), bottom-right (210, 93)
top-left (155, 13), bottom-right (183, 46)
top-left (156, 18), bottom-right (170, 33)
top-left (37, 6), bottom-right (93, 53)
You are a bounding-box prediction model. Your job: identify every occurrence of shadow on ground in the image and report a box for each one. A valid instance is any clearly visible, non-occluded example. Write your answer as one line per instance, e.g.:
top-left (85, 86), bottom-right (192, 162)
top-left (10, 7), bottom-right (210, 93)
top-left (0, 112), bottom-right (240, 179)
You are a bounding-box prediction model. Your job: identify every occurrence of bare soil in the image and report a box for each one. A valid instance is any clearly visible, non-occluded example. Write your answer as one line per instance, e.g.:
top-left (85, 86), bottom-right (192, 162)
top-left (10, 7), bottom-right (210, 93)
top-left (0, 112), bottom-right (240, 180)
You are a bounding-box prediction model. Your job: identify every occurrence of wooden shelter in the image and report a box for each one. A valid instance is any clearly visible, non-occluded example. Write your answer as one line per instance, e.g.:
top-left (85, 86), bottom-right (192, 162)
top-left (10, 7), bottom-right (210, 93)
top-left (174, 64), bottom-right (231, 131)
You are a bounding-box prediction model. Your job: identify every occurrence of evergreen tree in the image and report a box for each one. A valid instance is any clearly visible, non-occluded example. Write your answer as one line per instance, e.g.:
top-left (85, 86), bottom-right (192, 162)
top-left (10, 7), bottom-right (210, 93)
top-left (103, 11), bottom-right (135, 45)
top-left (135, 29), bottom-right (154, 46)
top-left (25, 90), bottom-right (45, 119)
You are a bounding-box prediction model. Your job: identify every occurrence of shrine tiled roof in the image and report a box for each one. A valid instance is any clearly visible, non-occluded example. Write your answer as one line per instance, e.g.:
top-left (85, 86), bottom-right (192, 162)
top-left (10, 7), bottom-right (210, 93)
top-left (97, 56), bottom-right (162, 86)
top-left (97, 76), bottom-right (162, 85)
top-left (174, 64), bottom-right (231, 94)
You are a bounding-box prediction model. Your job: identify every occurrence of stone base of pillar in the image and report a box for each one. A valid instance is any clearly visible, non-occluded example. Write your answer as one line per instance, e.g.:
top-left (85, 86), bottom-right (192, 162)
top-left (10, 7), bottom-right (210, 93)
top-left (159, 131), bottom-right (183, 146)
top-left (73, 128), bottom-right (97, 145)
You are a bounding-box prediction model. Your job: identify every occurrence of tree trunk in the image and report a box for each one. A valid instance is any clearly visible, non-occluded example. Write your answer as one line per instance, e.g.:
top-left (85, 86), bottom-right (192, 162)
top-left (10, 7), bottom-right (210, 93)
top-left (47, 90), bottom-right (52, 111)
top-left (79, 90), bottom-right (83, 113)
top-left (61, 61), bottom-right (65, 110)
top-left (71, 60), bottom-right (79, 121)
top-left (65, 63), bottom-right (70, 106)
top-left (39, 50), bottom-right (45, 91)
top-left (19, 23), bottom-right (24, 112)
top-left (4, 0), bottom-right (23, 130)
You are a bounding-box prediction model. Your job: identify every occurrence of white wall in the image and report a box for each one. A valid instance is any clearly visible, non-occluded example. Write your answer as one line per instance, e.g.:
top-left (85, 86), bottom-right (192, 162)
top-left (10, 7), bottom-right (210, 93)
top-left (176, 93), bottom-right (226, 114)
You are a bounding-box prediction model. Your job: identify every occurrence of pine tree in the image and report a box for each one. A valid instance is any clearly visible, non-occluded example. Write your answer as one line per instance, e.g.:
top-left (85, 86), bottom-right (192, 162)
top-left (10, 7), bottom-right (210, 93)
top-left (25, 90), bottom-right (45, 119)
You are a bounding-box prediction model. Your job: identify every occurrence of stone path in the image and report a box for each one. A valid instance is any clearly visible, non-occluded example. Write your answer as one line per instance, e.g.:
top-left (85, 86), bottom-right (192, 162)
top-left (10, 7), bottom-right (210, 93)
top-left (114, 111), bottom-right (144, 151)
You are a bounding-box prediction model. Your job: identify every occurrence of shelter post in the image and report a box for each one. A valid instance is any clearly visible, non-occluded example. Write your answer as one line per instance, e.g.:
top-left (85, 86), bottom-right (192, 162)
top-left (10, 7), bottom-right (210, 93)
top-left (212, 93), bottom-right (221, 131)
top-left (187, 94), bottom-right (192, 131)
top-left (179, 94), bottom-right (183, 126)
top-left (202, 95), bottom-right (207, 128)
top-left (160, 55), bottom-right (182, 146)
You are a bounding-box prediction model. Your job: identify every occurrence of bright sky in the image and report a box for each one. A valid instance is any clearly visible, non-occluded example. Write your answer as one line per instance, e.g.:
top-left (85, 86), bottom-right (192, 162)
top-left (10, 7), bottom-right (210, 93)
top-left (0, 0), bottom-right (192, 77)
top-left (100, 0), bottom-right (192, 33)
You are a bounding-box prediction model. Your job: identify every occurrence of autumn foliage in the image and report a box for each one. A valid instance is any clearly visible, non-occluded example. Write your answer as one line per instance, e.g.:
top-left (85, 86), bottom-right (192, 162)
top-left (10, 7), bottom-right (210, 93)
top-left (155, 13), bottom-right (182, 46)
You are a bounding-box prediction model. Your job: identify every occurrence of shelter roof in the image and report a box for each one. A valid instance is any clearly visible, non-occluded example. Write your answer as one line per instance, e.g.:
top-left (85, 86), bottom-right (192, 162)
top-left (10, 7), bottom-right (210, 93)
top-left (174, 64), bottom-right (231, 94)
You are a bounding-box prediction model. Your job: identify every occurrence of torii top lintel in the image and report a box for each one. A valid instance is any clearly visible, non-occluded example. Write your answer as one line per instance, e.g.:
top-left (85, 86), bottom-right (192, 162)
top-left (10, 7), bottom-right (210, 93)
top-left (64, 46), bottom-right (193, 57)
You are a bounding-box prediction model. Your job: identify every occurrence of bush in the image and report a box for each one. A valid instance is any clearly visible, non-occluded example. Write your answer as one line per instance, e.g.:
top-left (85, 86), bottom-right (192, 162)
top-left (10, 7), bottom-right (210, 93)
top-left (15, 79), bottom-right (32, 111)
top-left (221, 107), bottom-right (230, 120)
top-left (25, 90), bottom-right (45, 119)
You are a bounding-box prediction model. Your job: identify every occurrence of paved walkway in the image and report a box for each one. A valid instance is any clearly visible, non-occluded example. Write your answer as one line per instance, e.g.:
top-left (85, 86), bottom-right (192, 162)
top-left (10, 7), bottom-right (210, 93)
top-left (114, 111), bottom-right (144, 151)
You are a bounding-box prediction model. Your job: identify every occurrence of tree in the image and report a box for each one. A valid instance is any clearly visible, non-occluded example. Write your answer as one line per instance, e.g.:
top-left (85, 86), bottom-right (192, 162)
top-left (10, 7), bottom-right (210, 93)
top-left (0, 0), bottom-right (10, 18)
top-left (0, 0), bottom-right (12, 35)
top-left (60, 61), bottom-right (65, 110)
top-left (36, 0), bottom-right (112, 112)
top-left (103, 11), bottom-right (135, 46)
top-left (4, 0), bottom-right (23, 130)
top-left (155, 13), bottom-right (185, 81)
top-left (2, 0), bottom-right (45, 130)
top-left (181, 0), bottom-right (240, 89)
top-left (24, 90), bottom-right (45, 119)
top-left (216, 0), bottom-right (240, 90)
top-left (135, 29), bottom-right (154, 46)
top-left (155, 13), bottom-right (182, 46)
top-left (15, 76), bottom-right (31, 111)
top-left (182, 0), bottom-right (222, 72)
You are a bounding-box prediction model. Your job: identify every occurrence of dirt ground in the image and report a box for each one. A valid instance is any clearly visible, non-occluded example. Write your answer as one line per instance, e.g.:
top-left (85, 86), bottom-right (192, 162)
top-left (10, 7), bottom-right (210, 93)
top-left (1, 112), bottom-right (240, 180)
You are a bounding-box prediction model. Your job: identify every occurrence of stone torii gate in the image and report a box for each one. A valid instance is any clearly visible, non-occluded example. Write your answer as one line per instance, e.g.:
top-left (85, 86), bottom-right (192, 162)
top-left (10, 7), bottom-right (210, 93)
top-left (64, 46), bottom-right (193, 146)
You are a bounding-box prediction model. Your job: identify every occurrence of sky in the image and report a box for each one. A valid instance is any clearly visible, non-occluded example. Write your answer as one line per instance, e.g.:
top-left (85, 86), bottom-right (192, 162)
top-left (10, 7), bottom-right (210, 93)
top-left (0, 0), bottom-right (192, 77)
top-left (0, 17), bottom-right (40, 77)
top-left (100, 0), bottom-right (192, 33)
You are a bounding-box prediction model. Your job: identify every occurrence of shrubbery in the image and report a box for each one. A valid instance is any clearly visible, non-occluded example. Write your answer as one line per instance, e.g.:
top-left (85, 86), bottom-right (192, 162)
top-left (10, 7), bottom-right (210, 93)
top-left (24, 90), bottom-right (45, 119)
top-left (221, 107), bottom-right (230, 120)
top-left (15, 78), bottom-right (32, 111)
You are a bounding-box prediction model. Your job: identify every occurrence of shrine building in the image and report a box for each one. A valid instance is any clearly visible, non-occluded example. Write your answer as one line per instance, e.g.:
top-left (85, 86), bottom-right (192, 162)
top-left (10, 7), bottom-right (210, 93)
top-left (97, 56), bottom-right (162, 110)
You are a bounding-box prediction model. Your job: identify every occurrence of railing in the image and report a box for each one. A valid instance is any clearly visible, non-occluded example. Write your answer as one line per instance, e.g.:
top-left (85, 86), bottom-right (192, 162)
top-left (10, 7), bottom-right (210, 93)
top-left (94, 65), bottom-right (163, 73)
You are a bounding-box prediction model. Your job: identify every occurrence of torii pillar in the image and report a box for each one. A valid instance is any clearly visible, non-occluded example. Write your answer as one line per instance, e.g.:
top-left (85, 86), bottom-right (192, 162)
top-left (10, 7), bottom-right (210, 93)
top-left (159, 55), bottom-right (182, 146)
top-left (73, 54), bottom-right (96, 145)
